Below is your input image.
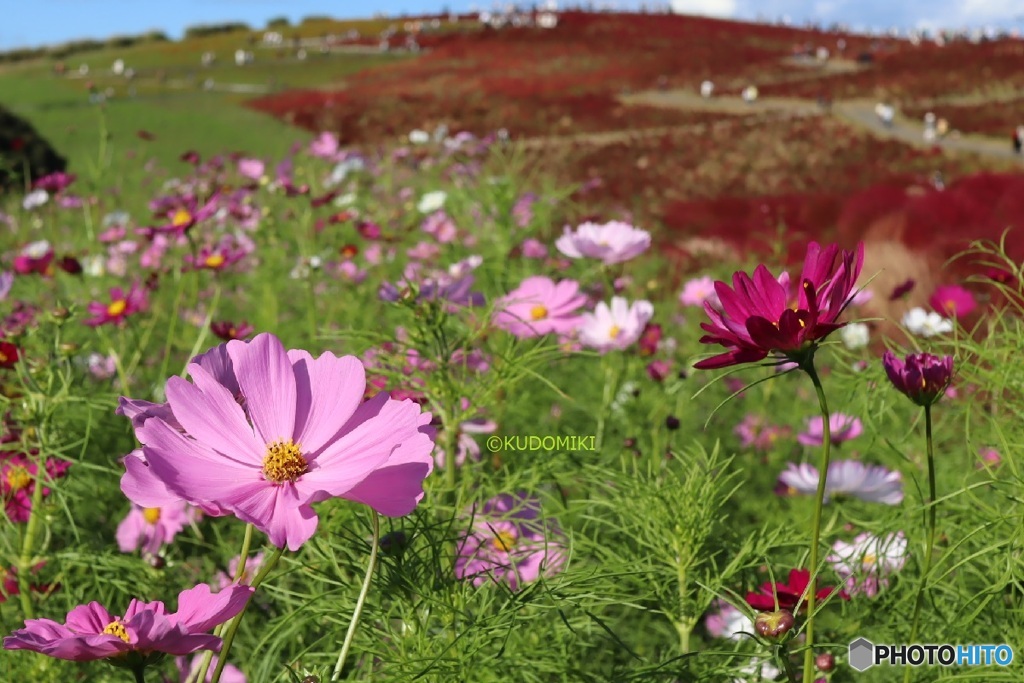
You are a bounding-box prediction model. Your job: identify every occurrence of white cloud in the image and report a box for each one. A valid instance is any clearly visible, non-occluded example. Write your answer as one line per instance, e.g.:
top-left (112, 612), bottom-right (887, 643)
top-left (670, 0), bottom-right (738, 17)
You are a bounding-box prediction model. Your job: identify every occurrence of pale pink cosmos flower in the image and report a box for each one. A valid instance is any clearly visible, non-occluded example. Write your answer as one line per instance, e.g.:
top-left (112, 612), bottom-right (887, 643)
top-left (122, 333), bottom-right (435, 551)
top-left (407, 241), bottom-right (441, 261)
top-left (493, 276), bottom-right (586, 338)
top-left (520, 238), bottom-right (548, 259)
top-left (173, 654), bottom-right (247, 683)
top-left (704, 600), bottom-right (752, 640)
top-left (777, 460), bottom-right (904, 505)
top-left (555, 221), bottom-right (651, 265)
top-left (797, 413), bottom-right (862, 446)
top-left (578, 297), bottom-right (654, 352)
top-left (2, 583), bottom-right (252, 662)
top-left (679, 275), bottom-right (721, 308)
top-left (309, 132), bottom-right (339, 159)
top-left (214, 552), bottom-right (266, 592)
top-left (827, 531), bottom-right (907, 597)
top-left (87, 353), bottom-right (117, 379)
top-left (116, 500), bottom-right (196, 556)
top-left (734, 414), bottom-right (789, 451)
top-left (421, 211), bottom-right (458, 243)
top-left (435, 418), bottom-right (497, 469)
top-left (237, 158), bottom-right (265, 181)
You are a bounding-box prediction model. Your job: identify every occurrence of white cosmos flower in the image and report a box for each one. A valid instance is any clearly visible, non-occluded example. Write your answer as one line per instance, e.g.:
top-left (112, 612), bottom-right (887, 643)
top-left (417, 191), bottom-right (447, 214)
top-left (578, 297), bottom-right (654, 352)
top-left (22, 190), bottom-right (49, 211)
top-left (902, 307), bottom-right (953, 337)
top-left (827, 531), bottom-right (908, 597)
top-left (409, 129), bottom-right (430, 144)
top-left (840, 322), bottom-right (870, 350)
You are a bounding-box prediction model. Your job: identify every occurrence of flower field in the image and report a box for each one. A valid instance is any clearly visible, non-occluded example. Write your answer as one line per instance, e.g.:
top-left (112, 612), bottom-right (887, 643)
top-left (3, 9), bottom-right (1024, 683)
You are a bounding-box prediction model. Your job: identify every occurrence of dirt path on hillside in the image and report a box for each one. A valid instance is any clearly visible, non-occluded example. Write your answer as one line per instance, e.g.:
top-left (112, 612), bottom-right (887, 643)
top-left (615, 89), bottom-right (1023, 162)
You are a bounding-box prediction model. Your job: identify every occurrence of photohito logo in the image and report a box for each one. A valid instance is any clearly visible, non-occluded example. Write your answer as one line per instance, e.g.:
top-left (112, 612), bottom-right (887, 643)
top-left (848, 638), bottom-right (1014, 671)
top-left (485, 435), bottom-right (597, 453)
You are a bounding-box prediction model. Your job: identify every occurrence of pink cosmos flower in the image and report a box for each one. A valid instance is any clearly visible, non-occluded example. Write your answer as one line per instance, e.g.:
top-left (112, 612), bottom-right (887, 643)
top-left (237, 158), bottom-right (265, 181)
top-left (185, 240), bottom-right (247, 272)
top-left (116, 500), bottom-right (196, 556)
top-left (421, 211), bottom-right (458, 243)
top-left (2, 451), bottom-right (71, 522)
top-left (977, 447), bottom-right (1001, 469)
top-left (520, 238), bottom-right (548, 259)
top-left (214, 552), bottom-right (265, 592)
top-left (882, 351), bottom-right (954, 407)
top-left (704, 600), bottom-right (752, 640)
top-left (929, 284), bottom-right (976, 318)
top-left (797, 413), bottom-right (863, 446)
top-left (696, 242), bottom-right (864, 369)
top-left (827, 531), bottom-right (907, 597)
top-left (173, 653), bottom-right (247, 683)
top-left (777, 460), bottom-right (903, 504)
top-left (578, 297), bottom-right (654, 352)
top-left (679, 275), bottom-right (721, 308)
top-left (454, 493), bottom-right (566, 590)
top-left (3, 583), bottom-right (252, 663)
top-left (144, 195), bottom-right (219, 237)
top-left (734, 414), bottom-right (789, 451)
top-left (309, 132), bottom-right (340, 159)
top-left (84, 282), bottom-right (148, 327)
top-left (32, 172), bottom-right (76, 193)
top-left (646, 359), bottom-right (672, 381)
top-left (555, 221), bottom-right (651, 265)
top-left (123, 333), bottom-right (435, 551)
top-left (435, 418), bottom-right (496, 469)
top-left (493, 276), bottom-right (586, 338)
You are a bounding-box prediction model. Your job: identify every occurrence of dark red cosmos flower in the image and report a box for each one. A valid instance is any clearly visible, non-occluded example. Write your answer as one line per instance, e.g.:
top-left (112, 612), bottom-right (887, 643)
top-left (637, 323), bottom-right (662, 356)
top-left (137, 129), bottom-right (156, 141)
top-left (696, 242), bottom-right (864, 370)
top-left (889, 278), bottom-right (915, 300)
top-left (882, 351), bottom-right (953, 407)
top-left (0, 342), bottom-right (19, 369)
top-left (746, 568), bottom-right (849, 612)
top-left (209, 320), bottom-right (254, 342)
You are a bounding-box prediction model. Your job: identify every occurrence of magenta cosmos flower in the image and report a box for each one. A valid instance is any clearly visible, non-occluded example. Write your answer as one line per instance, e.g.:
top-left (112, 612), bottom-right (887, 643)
top-left (882, 351), bottom-right (953, 407)
top-left (116, 500), bottom-right (196, 557)
top-left (174, 653), bottom-right (247, 683)
top-left (578, 297), bottom-right (654, 352)
top-left (555, 221), bottom-right (651, 265)
top-left (123, 333), bottom-right (435, 551)
top-left (746, 568), bottom-right (849, 612)
top-left (695, 241), bottom-right (864, 369)
top-left (2, 451), bottom-right (71, 522)
top-left (84, 282), bottom-right (148, 327)
top-left (928, 284), bottom-right (976, 318)
top-left (3, 583), bottom-right (252, 664)
top-left (777, 460), bottom-right (903, 505)
top-left (796, 413), bottom-right (863, 446)
top-left (455, 493), bottom-right (566, 590)
top-left (493, 276), bottom-right (586, 338)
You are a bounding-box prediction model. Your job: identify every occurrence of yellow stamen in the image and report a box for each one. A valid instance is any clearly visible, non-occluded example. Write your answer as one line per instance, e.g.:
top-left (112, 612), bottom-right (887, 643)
top-left (530, 305), bottom-right (548, 321)
top-left (863, 553), bottom-right (877, 566)
top-left (6, 465), bottom-right (31, 491)
top-left (0, 351), bottom-right (6, 363)
top-left (262, 440), bottom-right (308, 483)
top-left (143, 508), bottom-right (161, 524)
top-left (102, 620), bottom-right (131, 643)
top-left (608, 325), bottom-right (621, 339)
top-left (204, 254), bottom-right (226, 269)
top-left (172, 209), bottom-right (193, 227)
top-left (107, 299), bottom-right (127, 317)
top-left (491, 530), bottom-right (517, 552)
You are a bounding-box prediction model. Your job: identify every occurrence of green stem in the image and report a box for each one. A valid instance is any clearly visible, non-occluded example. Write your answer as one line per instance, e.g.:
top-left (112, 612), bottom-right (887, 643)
top-left (778, 645), bottom-right (800, 683)
top-left (17, 450), bottom-right (49, 619)
top-left (133, 666), bottom-right (147, 683)
top-left (903, 404), bottom-right (937, 683)
top-left (209, 545), bottom-right (284, 683)
top-left (181, 283), bottom-right (221, 377)
top-left (802, 360), bottom-right (832, 683)
top-left (332, 510), bottom-right (381, 681)
top-left (595, 357), bottom-right (617, 452)
top-left (192, 524), bottom-right (254, 683)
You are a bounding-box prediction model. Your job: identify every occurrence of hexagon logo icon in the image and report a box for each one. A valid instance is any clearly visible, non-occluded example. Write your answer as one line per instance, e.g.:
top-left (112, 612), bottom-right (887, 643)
top-left (849, 637), bottom-right (875, 671)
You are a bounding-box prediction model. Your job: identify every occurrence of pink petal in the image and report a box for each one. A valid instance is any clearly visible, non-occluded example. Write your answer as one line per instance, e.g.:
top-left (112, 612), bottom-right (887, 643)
top-left (166, 363), bottom-right (261, 462)
top-left (121, 452), bottom-right (182, 508)
top-left (288, 350), bottom-right (366, 454)
top-left (342, 426), bottom-right (435, 516)
top-left (64, 602), bottom-right (113, 634)
top-left (223, 481), bottom-right (319, 551)
top-left (227, 333), bottom-right (297, 445)
top-left (171, 583), bottom-right (253, 634)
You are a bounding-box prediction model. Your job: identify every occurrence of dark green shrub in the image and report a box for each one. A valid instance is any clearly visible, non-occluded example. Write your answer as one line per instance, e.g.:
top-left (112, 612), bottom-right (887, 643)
top-left (0, 104), bottom-right (68, 193)
top-left (183, 22), bottom-right (251, 39)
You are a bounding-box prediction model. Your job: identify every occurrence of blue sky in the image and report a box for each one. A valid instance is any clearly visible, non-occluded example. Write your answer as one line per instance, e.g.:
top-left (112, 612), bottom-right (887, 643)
top-left (1, 0), bottom-right (1021, 50)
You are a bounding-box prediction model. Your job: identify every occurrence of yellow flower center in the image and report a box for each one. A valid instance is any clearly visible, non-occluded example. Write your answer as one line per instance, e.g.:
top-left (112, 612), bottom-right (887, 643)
top-left (262, 439), bottom-right (308, 483)
top-left (945, 299), bottom-right (956, 313)
top-left (530, 305), bottom-right (548, 321)
top-left (6, 465), bottom-right (31, 491)
top-left (608, 325), bottom-right (621, 339)
top-left (107, 299), bottom-right (128, 317)
top-left (143, 508), bottom-right (161, 524)
top-left (204, 254), bottom-right (226, 269)
top-left (102, 620), bottom-right (131, 643)
top-left (863, 553), bottom-right (877, 566)
top-left (172, 209), bottom-right (193, 227)
top-left (0, 351), bottom-right (7, 363)
top-left (491, 530), bottom-right (517, 552)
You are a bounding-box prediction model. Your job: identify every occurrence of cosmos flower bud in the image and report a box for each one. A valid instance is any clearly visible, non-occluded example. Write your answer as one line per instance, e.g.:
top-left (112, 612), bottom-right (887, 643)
top-left (754, 609), bottom-right (795, 639)
top-left (816, 652), bottom-right (835, 672)
top-left (882, 351), bottom-right (954, 407)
